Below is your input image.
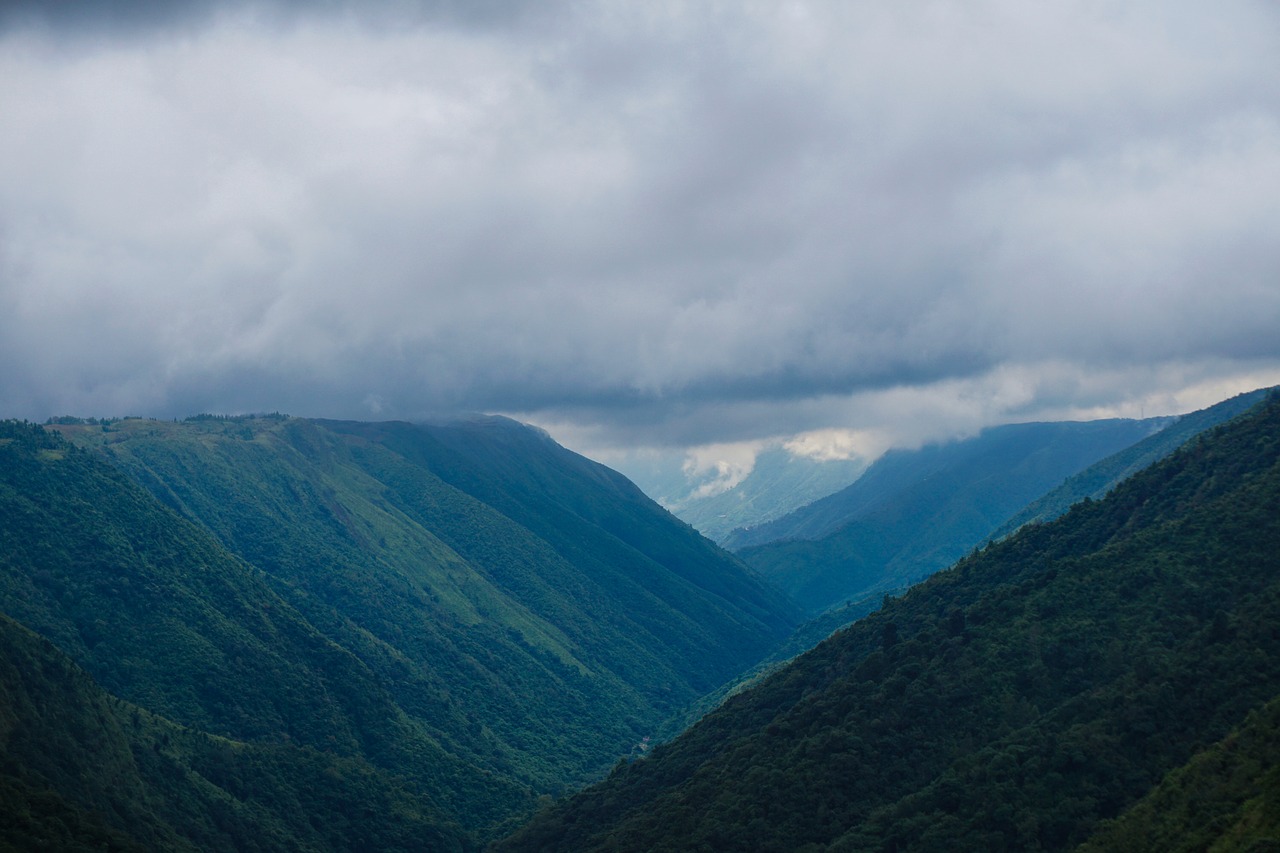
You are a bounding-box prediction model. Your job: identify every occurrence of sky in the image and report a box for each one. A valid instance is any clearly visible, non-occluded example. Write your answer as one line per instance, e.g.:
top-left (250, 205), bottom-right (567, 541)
top-left (2, 0), bottom-right (1279, 473)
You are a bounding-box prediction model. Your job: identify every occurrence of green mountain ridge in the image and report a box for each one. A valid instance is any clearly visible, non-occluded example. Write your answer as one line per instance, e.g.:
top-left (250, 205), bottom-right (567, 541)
top-left (1, 414), bottom-right (799, 847)
top-left (734, 417), bottom-right (1167, 614)
top-left (991, 386), bottom-right (1275, 540)
top-left (496, 390), bottom-right (1280, 851)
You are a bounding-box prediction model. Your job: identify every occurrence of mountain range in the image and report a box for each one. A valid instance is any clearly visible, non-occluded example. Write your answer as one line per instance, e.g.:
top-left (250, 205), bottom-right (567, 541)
top-left (497, 389), bottom-right (1280, 852)
top-left (4, 388), bottom-right (1278, 851)
top-left (731, 417), bottom-right (1168, 614)
top-left (725, 389), bottom-right (1272, 616)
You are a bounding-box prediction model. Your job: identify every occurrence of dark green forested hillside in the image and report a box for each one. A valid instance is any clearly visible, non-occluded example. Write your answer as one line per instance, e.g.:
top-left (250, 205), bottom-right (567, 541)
top-left (732, 418), bottom-right (1165, 614)
top-left (1, 415), bottom-right (798, 847)
top-left (496, 391), bottom-right (1280, 852)
top-left (0, 418), bottom-right (523, 843)
top-left (694, 391), bottom-right (1280, 727)
top-left (1077, 694), bottom-right (1280, 852)
top-left (0, 610), bottom-right (470, 852)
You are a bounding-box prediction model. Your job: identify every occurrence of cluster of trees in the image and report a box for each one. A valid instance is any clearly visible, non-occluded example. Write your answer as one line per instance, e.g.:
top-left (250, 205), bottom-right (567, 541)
top-left (0, 612), bottom-right (470, 851)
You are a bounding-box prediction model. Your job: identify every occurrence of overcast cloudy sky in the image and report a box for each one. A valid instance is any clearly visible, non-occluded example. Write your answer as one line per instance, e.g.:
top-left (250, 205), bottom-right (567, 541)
top-left (2, 0), bottom-right (1278, 466)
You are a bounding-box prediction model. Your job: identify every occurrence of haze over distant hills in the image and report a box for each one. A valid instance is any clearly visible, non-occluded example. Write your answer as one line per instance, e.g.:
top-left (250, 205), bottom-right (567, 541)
top-left (619, 444), bottom-right (871, 545)
top-left (722, 418), bottom-right (1162, 552)
top-left (989, 387), bottom-right (1275, 539)
top-left (717, 389), bottom-right (1274, 617)
top-left (731, 417), bottom-right (1169, 614)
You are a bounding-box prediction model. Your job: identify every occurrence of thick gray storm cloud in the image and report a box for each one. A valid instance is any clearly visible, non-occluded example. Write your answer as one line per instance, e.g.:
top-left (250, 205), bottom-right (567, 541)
top-left (2, 0), bottom-right (1278, 456)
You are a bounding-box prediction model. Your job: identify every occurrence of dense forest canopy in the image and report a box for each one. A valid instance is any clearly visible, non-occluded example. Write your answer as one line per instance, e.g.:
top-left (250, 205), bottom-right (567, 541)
top-left (497, 391), bottom-right (1280, 852)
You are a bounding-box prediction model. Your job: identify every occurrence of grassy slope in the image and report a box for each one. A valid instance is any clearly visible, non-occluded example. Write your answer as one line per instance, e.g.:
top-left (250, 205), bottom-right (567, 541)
top-left (0, 420), bottom-right (521, 839)
top-left (333, 416), bottom-right (797, 672)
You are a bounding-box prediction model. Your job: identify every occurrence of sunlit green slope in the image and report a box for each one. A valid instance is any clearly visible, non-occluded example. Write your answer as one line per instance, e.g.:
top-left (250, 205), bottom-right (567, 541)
top-left (0, 418), bottom-right (521, 842)
top-left (43, 416), bottom-right (796, 816)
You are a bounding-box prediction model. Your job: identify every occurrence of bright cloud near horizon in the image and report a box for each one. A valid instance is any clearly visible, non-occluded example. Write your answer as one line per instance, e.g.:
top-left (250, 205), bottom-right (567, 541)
top-left (2, 0), bottom-right (1278, 465)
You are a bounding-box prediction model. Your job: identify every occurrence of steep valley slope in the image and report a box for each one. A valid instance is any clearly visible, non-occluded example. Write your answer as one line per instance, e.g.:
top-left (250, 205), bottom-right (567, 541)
top-left (497, 391), bottom-right (1280, 852)
top-left (0, 415), bottom-right (799, 848)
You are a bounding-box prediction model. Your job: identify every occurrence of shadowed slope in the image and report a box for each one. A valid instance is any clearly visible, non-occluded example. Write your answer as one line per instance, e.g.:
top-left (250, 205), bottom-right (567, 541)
top-left (497, 392), bottom-right (1280, 852)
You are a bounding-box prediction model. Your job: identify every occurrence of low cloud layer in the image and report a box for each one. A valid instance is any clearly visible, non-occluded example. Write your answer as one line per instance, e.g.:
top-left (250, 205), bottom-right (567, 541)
top-left (2, 1), bottom-right (1278, 458)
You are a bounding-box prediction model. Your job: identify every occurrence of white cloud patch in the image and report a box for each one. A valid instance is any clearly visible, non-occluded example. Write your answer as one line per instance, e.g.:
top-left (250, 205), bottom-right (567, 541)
top-left (784, 429), bottom-right (889, 464)
top-left (679, 441), bottom-right (765, 502)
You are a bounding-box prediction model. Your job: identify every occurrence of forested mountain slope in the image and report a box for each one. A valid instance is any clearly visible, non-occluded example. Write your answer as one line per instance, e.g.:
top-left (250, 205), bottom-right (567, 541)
top-left (0, 418), bottom-right (524, 843)
top-left (497, 391), bottom-right (1280, 852)
top-left (1, 415), bottom-right (798, 846)
top-left (732, 418), bottom-right (1164, 613)
top-left (332, 415), bottom-right (795, 639)
top-left (0, 611), bottom-right (469, 852)
top-left (1077, 694), bottom-right (1280, 853)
